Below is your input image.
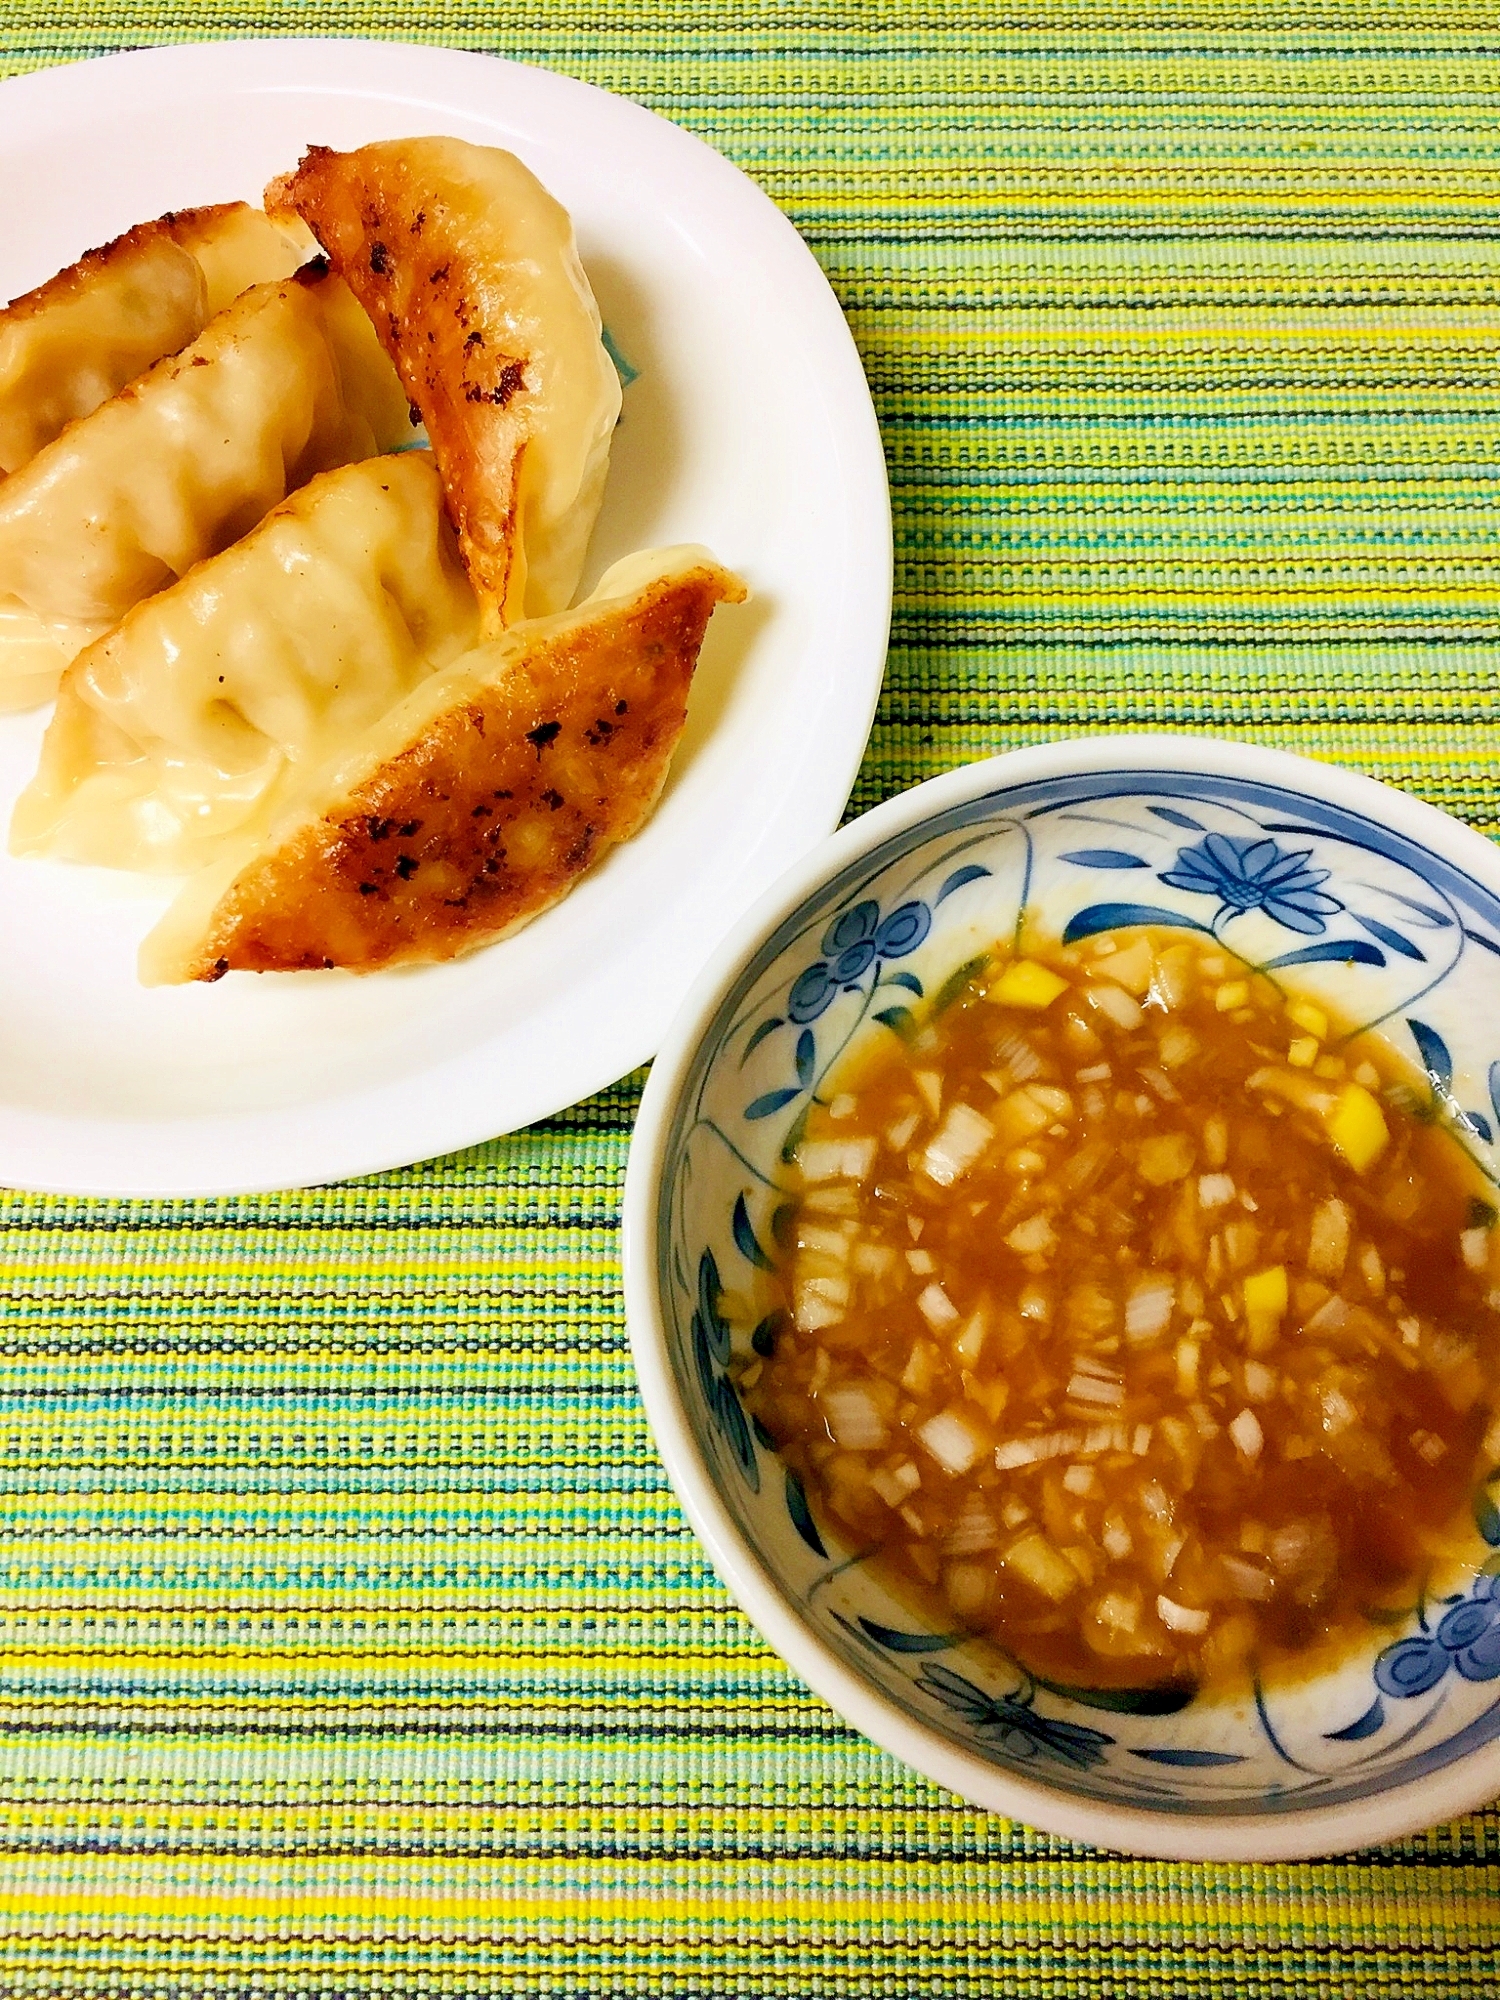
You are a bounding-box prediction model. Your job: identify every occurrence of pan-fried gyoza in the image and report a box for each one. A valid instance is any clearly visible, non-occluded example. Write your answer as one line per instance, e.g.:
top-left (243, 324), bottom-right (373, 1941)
top-left (1, 141), bottom-right (745, 986)
top-left (140, 548), bottom-right (745, 982)
top-left (13, 453), bottom-right (481, 873)
top-left (0, 200), bottom-right (309, 479)
top-left (268, 137), bottom-right (622, 628)
top-left (0, 265), bottom-right (416, 704)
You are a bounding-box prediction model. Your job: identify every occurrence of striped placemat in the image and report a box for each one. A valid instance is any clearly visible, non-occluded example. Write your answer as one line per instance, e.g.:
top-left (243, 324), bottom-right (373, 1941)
top-left (0, 5), bottom-right (1496, 1993)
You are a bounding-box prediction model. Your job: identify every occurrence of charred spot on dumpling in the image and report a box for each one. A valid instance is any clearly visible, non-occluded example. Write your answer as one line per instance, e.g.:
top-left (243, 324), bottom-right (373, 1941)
top-left (395, 854), bottom-right (419, 880)
top-left (369, 241), bottom-right (391, 275)
top-left (463, 360), bottom-right (525, 409)
top-left (526, 720), bottom-right (561, 754)
top-left (541, 789), bottom-right (564, 812)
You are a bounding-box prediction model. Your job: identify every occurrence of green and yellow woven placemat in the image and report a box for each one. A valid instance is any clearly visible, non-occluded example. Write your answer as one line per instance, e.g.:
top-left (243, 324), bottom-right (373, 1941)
top-left (0, 4), bottom-right (1498, 1992)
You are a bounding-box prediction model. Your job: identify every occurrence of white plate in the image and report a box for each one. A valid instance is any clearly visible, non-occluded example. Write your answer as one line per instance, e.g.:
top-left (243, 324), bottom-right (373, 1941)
top-left (0, 39), bottom-right (890, 1196)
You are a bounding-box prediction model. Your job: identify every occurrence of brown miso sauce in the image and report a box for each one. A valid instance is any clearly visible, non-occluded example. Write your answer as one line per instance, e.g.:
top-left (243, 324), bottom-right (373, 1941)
top-left (741, 932), bottom-right (1500, 1694)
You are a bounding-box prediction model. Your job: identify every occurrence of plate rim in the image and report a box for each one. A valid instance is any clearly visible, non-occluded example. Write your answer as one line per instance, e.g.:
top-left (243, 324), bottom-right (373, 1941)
top-left (0, 36), bottom-right (892, 1196)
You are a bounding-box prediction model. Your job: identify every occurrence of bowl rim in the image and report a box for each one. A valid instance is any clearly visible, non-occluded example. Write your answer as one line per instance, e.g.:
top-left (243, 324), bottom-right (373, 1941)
top-left (623, 732), bottom-right (1500, 1860)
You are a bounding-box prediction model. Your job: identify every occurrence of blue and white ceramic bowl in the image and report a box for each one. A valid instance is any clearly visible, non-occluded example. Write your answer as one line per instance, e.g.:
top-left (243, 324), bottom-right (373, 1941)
top-left (623, 736), bottom-right (1500, 1859)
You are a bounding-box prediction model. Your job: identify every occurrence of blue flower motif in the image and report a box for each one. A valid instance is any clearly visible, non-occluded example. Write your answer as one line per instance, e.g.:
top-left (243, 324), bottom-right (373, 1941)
top-left (823, 900), bottom-right (881, 958)
top-left (918, 1662), bottom-right (1113, 1771)
top-left (831, 939), bottom-right (877, 984)
top-left (1375, 1569), bottom-right (1500, 1700)
top-left (1457, 1621), bottom-right (1500, 1682)
top-left (1435, 1599), bottom-right (1495, 1653)
top-left (788, 964), bottom-right (837, 1024)
top-left (1159, 834), bottom-right (1343, 937)
top-left (874, 903), bottom-right (930, 956)
top-left (1374, 1634), bottom-right (1450, 1699)
top-left (786, 897), bottom-right (933, 1025)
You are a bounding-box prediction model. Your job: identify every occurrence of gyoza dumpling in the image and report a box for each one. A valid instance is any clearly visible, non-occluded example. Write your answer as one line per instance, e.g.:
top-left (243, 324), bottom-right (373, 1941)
top-left (0, 202), bottom-right (309, 478)
top-left (168, 203), bottom-right (316, 319)
top-left (267, 138), bottom-right (622, 628)
top-left (12, 452), bottom-right (480, 874)
top-left (0, 265), bottom-right (413, 626)
top-left (0, 599), bottom-right (106, 715)
top-left (0, 264), bottom-right (417, 704)
top-left (139, 547), bottom-right (746, 983)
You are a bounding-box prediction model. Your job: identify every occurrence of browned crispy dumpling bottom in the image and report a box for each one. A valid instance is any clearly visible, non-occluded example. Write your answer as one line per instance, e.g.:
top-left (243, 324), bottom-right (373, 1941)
top-left (145, 554), bottom-right (745, 982)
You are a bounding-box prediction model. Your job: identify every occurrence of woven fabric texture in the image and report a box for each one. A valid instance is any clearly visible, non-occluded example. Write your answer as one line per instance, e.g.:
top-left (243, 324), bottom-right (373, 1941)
top-left (0, 4), bottom-right (1498, 1994)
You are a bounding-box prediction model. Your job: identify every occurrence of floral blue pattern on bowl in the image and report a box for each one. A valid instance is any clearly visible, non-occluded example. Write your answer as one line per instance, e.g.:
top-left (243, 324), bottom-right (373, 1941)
top-left (653, 766), bottom-right (1500, 1821)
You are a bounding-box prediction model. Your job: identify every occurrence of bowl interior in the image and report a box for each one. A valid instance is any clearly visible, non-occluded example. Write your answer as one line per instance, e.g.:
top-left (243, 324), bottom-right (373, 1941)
top-left (651, 762), bottom-right (1500, 1825)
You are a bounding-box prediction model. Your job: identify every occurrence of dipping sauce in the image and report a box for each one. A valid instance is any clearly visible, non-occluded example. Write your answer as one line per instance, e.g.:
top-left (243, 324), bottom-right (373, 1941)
top-left (741, 932), bottom-right (1500, 1691)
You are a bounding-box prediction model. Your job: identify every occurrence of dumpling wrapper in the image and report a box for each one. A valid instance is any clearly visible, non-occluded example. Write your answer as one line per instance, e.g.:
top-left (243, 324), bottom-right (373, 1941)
top-left (267, 137), bottom-right (622, 628)
top-left (0, 201), bottom-right (310, 478)
top-left (0, 264), bottom-right (418, 706)
top-left (0, 599), bottom-right (109, 715)
top-left (140, 546), bottom-right (746, 984)
top-left (171, 204), bottom-right (318, 319)
top-left (12, 452), bottom-right (480, 874)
